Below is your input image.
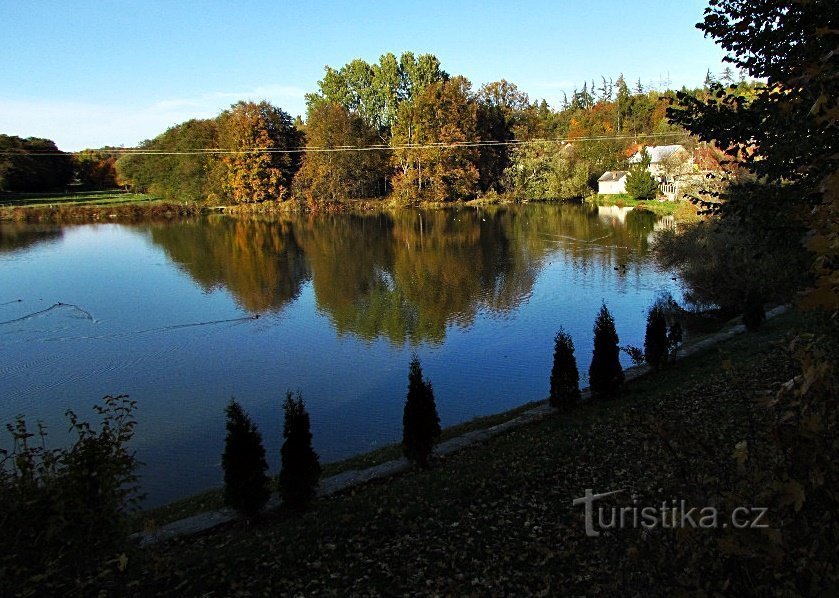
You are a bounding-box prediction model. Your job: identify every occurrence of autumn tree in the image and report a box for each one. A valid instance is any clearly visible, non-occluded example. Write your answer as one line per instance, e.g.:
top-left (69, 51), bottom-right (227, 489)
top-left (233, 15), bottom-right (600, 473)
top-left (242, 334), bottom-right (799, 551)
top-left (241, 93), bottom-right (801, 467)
top-left (293, 102), bottom-right (389, 206)
top-left (402, 356), bottom-right (440, 468)
top-left (391, 77), bottom-right (481, 202)
top-left (549, 328), bottom-right (580, 408)
top-left (588, 304), bottom-right (624, 399)
top-left (73, 149), bottom-right (119, 190)
top-left (214, 101), bottom-right (303, 204)
top-left (279, 391), bottom-right (321, 511)
top-left (221, 400), bottom-right (270, 518)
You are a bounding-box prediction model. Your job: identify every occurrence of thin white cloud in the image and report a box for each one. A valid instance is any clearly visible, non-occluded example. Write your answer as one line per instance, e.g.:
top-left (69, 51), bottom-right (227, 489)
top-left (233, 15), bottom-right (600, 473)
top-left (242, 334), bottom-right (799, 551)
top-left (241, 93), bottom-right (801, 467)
top-left (0, 85), bottom-right (307, 151)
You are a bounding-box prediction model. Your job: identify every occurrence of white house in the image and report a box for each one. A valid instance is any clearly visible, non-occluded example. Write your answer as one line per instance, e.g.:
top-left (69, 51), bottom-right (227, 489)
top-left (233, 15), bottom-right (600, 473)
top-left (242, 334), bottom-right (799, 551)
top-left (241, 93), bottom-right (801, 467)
top-left (628, 145), bottom-right (692, 178)
top-left (597, 171), bottom-right (627, 195)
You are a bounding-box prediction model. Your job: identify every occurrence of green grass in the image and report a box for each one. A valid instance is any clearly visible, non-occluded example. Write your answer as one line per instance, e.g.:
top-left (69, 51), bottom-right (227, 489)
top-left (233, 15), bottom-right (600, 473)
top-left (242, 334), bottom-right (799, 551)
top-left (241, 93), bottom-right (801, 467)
top-left (587, 193), bottom-right (680, 216)
top-left (0, 190), bottom-right (161, 208)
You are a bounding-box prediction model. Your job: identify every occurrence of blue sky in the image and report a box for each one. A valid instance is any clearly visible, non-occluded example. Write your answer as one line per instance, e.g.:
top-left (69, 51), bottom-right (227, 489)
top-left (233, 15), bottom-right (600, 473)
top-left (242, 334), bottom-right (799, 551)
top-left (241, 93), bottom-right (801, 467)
top-left (0, 0), bottom-right (730, 151)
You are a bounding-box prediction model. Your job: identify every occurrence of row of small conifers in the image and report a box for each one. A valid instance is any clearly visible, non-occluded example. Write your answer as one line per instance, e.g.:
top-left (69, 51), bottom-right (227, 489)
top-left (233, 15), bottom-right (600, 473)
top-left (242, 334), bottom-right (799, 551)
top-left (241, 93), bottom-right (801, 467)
top-left (224, 298), bottom-right (683, 517)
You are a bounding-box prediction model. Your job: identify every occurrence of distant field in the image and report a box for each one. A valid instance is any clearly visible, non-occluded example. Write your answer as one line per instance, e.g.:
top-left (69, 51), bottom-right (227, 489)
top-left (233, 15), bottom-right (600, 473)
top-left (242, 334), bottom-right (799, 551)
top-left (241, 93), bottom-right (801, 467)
top-left (0, 190), bottom-right (162, 208)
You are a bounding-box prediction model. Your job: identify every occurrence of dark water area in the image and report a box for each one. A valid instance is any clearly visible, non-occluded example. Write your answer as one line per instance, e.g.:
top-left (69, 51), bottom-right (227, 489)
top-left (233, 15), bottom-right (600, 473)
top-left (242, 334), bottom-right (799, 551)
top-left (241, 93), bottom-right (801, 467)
top-left (0, 203), bottom-right (681, 507)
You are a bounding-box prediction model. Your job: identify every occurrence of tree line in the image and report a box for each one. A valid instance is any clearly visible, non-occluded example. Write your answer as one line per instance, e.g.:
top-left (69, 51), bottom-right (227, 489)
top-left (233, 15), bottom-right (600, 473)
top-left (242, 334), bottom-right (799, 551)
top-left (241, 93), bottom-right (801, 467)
top-left (3, 51), bottom-right (757, 202)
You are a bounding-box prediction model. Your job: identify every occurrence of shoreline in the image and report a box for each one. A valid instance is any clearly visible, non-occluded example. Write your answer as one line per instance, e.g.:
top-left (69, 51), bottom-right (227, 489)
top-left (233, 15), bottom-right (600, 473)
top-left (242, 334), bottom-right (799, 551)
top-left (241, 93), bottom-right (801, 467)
top-left (134, 304), bottom-right (788, 547)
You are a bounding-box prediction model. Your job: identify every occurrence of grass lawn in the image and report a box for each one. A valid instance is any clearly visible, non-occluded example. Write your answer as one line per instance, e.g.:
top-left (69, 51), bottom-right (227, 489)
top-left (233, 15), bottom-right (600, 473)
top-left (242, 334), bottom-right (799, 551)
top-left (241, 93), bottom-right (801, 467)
top-left (119, 310), bottom-right (815, 595)
top-left (0, 190), bottom-right (160, 208)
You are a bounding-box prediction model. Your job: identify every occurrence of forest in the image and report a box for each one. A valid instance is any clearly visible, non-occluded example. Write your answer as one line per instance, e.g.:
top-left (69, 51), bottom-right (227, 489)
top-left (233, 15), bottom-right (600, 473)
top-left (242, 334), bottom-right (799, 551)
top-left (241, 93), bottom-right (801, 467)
top-left (1, 53), bottom-right (757, 206)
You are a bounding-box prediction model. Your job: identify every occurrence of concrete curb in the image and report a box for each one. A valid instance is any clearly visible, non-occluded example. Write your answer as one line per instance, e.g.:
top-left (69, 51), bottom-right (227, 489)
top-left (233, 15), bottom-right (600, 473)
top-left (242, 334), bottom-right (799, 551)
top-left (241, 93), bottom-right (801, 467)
top-left (133, 304), bottom-right (788, 547)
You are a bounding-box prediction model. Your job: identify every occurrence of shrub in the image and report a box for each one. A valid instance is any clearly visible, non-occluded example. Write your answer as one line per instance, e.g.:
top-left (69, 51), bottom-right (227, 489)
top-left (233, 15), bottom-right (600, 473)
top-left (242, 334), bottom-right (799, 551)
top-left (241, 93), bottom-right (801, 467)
top-left (221, 399), bottom-right (270, 518)
top-left (742, 289), bottom-right (766, 331)
top-left (0, 395), bottom-right (140, 590)
top-left (279, 391), bottom-right (321, 511)
top-left (644, 304), bottom-right (669, 370)
top-left (588, 304), bottom-right (624, 399)
top-left (549, 328), bottom-right (580, 408)
top-left (402, 356), bottom-right (441, 468)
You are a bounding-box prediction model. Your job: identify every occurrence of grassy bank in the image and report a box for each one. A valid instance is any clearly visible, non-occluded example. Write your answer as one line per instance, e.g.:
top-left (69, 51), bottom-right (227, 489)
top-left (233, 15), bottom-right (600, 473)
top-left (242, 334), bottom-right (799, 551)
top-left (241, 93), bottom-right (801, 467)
top-left (116, 310), bottom-right (816, 595)
top-left (588, 194), bottom-right (704, 224)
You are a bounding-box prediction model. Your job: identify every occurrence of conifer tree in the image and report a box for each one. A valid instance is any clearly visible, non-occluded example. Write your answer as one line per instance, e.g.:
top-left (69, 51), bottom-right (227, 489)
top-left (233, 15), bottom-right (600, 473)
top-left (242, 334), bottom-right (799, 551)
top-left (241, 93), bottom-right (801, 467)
top-left (549, 328), bottom-right (580, 408)
top-left (402, 356), bottom-right (441, 468)
top-left (625, 148), bottom-right (659, 200)
top-left (279, 391), bottom-right (321, 511)
top-left (222, 399), bottom-right (270, 518)
top-left (644, 303), bottom-right (669, 370)
top-left (589, 304), bottom-right (625, 399)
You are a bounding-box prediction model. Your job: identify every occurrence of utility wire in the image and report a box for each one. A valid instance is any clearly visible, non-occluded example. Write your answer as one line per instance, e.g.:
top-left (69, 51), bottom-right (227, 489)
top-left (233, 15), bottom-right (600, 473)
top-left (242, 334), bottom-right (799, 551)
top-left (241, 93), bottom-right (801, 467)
top-left (0, 132), bottom-right (687, 157)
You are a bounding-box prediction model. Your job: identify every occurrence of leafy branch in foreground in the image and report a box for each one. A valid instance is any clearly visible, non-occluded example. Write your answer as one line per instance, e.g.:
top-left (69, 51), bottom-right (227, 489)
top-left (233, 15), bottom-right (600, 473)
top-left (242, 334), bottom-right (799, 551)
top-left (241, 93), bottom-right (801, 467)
top-left (0, 395), bottom-right (141, 591)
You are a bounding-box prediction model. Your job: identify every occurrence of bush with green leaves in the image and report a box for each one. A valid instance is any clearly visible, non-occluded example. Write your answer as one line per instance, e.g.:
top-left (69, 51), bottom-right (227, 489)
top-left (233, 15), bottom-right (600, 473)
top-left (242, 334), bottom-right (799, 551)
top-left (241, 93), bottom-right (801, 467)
top-left (222, 399), bottom-right (270, 518)
top-left (0, 395), bottom-right (140, 590)
top-left (549, 328), bottom-right (580, 408)
top-left (402, 356), bottom-right (441, 468)
top-left (588, 304), bottom-right (625, 399)
top-left (279, 391), bottom-right (321, 511)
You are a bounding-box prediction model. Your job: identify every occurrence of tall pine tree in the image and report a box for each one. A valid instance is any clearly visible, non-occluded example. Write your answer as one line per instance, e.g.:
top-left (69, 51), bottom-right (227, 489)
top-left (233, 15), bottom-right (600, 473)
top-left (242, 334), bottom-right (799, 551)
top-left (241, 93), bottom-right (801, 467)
top-left (549, 328), bottom-right (580, 408)
top-left (589, 304), bottom-right (624, 399)
top-left (279, 391), bottom-right (321, 511)
top-left (221, 400), bottom-right (270, 518)
top-left (402, 356), bottom-right (441, 468)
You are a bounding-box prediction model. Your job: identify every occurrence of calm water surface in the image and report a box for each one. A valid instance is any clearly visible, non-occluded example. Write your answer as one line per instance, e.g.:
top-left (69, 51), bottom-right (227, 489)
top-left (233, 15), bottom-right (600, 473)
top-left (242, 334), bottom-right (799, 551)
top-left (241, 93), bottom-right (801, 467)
top-left (0, 203), bottom-right (680, 506)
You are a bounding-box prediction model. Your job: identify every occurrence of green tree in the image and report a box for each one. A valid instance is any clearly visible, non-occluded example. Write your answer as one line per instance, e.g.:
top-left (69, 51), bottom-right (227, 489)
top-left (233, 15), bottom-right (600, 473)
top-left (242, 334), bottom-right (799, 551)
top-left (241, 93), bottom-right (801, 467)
top-left (0, 135), bottom-right (73, 192)
top-left (391, 77), bottom-right (481, 202)
top-left (279, 391), bottom-right (321, 511)
top-left (306, 52), bottom-right (448, 137)
top-left (402, 356), bottom-right (440, 468)
top-left (624, 148), bottom-right (658, 200)
top-left (214, 101), bottom-right (302, 204)
top-left (116, 119), bottom-right (217, 200)
top-left (549, 328), bottom-right (580, 408)
top-left (293, 102), bottom-right (389, 206)
top-left (588, 304), bottom-right (624, 399)
top-left (221, 399), bottom-right (270, 518)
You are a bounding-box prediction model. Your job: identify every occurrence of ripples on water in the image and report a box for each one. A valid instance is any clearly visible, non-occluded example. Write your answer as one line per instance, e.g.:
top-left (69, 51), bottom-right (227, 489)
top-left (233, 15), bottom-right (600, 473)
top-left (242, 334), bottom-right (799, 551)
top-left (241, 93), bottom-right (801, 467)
top-left (0, 204), bottom-right (681, 506)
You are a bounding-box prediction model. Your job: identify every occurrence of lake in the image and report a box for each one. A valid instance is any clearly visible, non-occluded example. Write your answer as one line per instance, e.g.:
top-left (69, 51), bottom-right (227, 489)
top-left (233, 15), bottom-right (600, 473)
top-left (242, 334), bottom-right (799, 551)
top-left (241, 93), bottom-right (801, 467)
top-left (0, 203), bottom-right (681, 507)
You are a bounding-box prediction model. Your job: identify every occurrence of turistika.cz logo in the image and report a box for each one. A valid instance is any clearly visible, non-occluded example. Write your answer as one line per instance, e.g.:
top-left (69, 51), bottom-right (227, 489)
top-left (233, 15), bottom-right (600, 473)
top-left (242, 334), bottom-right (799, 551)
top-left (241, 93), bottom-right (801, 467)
top-left (572, 489), bottom-right (769, 537)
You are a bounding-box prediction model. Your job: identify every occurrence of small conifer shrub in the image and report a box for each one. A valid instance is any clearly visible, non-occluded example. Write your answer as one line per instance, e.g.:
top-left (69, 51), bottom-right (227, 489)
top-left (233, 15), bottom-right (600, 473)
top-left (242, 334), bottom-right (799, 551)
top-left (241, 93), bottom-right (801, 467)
top-left (279, 391), bottom-right (321, 511)
top-left (402, 356), bottom-right (441, 468)
top-left (222, 399), bottom-right (270, 518)
top-left (589, 304), bottom-right (625, 399)
top-left (644, 303), bottom-right (669, 370)
top-left (549, 328), bottom-right (580, 408)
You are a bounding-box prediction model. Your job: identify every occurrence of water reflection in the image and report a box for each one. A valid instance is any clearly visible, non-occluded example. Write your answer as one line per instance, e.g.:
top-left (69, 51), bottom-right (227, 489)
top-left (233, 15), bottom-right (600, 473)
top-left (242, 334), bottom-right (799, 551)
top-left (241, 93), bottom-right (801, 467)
top-left (147, 204), bottom-right (660, 345)
top-left (0, 223), bottom-right (63, 254)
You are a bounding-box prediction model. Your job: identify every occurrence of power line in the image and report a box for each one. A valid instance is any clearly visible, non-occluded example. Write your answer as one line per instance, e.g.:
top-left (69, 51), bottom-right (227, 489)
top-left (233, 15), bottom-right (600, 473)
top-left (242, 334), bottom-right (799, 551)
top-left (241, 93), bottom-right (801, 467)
top-left (0, 132), bottom-right (687, 157)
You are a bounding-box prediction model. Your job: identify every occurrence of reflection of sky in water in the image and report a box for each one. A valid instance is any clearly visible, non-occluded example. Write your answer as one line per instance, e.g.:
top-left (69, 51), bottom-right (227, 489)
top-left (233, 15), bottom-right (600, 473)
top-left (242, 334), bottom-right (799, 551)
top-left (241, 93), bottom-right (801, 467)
top-left (0, 206), bottom-right (682, 507)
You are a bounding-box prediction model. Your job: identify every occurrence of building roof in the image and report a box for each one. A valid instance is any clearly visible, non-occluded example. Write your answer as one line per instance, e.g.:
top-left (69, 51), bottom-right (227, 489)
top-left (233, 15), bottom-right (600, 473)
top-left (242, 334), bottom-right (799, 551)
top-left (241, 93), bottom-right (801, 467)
top-left (597, 171), bottom-right (627, 182)
top-left (628, 144), bottom-right (686, 164)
